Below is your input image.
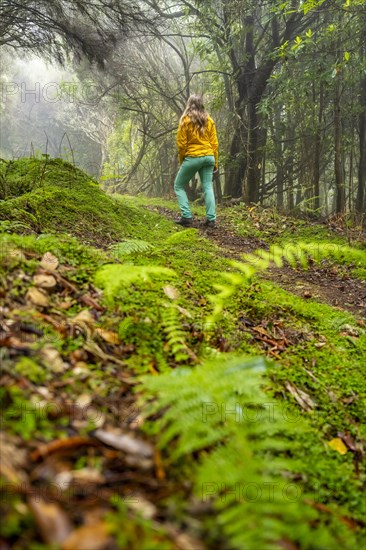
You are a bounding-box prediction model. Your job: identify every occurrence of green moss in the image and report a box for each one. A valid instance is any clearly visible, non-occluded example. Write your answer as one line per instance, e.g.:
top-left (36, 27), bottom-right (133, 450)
top-left (0, 159), bottom-right (179, 246)
top-left (351, 266), bottom-right (366, 280)
top-left (1, 182), bottom-right (365, 549)
top-left (14, 357), bottom-right (47, 384)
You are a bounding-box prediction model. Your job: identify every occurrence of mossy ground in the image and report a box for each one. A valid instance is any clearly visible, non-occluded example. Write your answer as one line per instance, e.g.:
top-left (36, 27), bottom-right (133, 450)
top-left (1, 159), bottom-right (365, 549)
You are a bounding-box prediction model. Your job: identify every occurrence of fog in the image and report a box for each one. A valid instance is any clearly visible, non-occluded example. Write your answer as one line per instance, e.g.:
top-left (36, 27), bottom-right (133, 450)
top-left (1, 55), bottom-right (103, 176)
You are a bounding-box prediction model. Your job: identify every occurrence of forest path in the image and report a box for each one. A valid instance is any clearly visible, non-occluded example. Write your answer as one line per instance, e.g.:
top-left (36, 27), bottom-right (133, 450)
top-left (147, 205), bottom-right (366, 319)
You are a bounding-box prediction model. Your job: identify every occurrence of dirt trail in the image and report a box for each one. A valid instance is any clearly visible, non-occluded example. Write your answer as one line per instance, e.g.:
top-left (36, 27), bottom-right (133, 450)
top-left (151, 206), bottom-right (366, 319)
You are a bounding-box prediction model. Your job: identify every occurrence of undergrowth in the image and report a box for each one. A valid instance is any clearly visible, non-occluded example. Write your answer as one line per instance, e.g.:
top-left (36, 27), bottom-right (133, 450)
top-left (1, 161), bottom-right (365, 549)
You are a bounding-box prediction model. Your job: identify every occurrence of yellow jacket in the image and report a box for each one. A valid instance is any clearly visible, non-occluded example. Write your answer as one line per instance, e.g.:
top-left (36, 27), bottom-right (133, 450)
top-left (176, 115), bottom-right (218, 168)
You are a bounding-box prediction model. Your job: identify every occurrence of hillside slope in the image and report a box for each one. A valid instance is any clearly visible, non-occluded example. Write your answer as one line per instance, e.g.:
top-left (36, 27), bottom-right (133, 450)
top-left (1, 159), bottom-right (365, 550)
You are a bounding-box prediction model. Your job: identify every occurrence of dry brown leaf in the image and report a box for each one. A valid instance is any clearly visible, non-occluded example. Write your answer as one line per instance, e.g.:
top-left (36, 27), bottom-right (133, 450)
top-left (328, 438), bottom-right (348, 455)
top-left (176, 305), bottom-right (192, 318)
top-left (41, 345), bottom-right (68, 373)
top-left (26, 287), bottom-right (49, 307)
top-left (96, 328), bottom-right (121, 345)
top-left (0, 433), bottom-right (28, 483)
top-left (253, 325), bottom-right (270, 336)
top-left (79, 294), bottom-right (104, 311)
top-left (71, 310), bottom-right (95, 326)
top-left (163, 285), bottom-right (180, 300)
top-left (314, 341), bottom-right (326, 348)
top-left (71, 468), bottom-right (105, 484)
top-left (128, 497), bottom-right (157, 519)
top-left (33, 274), bottom-right (57, 290)
top-left (124, 454), bottom-right (153, 470)
top-left (338, 432), bottom-right (359, 452)
top-left (75, 393), bottom-right (92, 408)
top-left (40, 252), bottom-right (59, 271)
top-left (62, 522), bottom-right (109, 550)
top-left (28, 497), bottom-right (73, 544)
top-left (58, 300), bottom-right (74, 310)
top-left (284, 381), bottom-right (316, 411)
top-left (93, 429), bottom-right (154, 457)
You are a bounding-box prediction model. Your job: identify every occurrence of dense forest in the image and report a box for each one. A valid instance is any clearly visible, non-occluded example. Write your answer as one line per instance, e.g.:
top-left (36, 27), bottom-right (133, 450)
top-left (0, 1), bottom-right (365, 550)
top-left (1, 0), bottom-right (366, 215)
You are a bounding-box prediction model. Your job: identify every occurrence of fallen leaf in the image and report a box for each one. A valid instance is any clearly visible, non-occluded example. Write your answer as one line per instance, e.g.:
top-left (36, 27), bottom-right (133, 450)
top-left (314, 342), bottom-right (326, 348)
top-left (163, 285), bottom-right (180, 300)
top-left (41, 345), bottom-right (68, 373)
top-left (33, 274), bottom-right (57, 290)
top-left (177, 305), bottom-right (192, 318)
top-left (26, 287), bottom-right (49, 307)
top-left (71, 310), bottom-right (95, 326)
top-left (337, 432), bottom-right (359, 452)
top-left (93, 429), bottom-right (154, 457)
top-left (58, 300), bottom-right (74, 310)
top-left (96, 328), bottom-right (121, 345)
top-left (328, 438), bottom-right (348, 455)
top-left (124, 454), bottom-right (153, 470)
top-left (28, 497), bottom-right (73, 544)
top-left (75, 393), bottom-right (92, 408)
top-left (62, 522), bottom-right (109, 550)
top-left (253, 325), bottom-right (270, 336)
top-left (284, 381), bottom-right (316, 411)
top-left (40, 252), bottom-right (59, 271)
top-left (128, 497), bottom-right (157, 519)
top-left (0, 433), bottom-right (28, 483)
top-left (79, 294), bottom-right (104, 311)
top-left (71, 468), bottom-right (105, 484)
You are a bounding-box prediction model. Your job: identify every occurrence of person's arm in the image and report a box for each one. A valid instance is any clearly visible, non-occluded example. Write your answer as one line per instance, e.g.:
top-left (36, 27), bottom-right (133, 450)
top-left (209, 119), bottom-right (219, 170)
top-left (176, 119), bottom-right (187, 165)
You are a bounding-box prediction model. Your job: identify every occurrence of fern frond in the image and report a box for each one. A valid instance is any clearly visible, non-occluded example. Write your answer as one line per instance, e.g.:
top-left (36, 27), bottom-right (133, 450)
top-left (139, 355), bottom-right (353, 549)
top-left (207, 240), bottom-right (366, 323)
top-left (160, 302), bottom-right (191, 362)
top-left (95, 264), bottom-right (177, 300)
top-left (139, 356), bottom-right (331, 549)
top-left (109, 239), bottom-right (155, 259)
top-left (140, 356), bottom-right (274, 459)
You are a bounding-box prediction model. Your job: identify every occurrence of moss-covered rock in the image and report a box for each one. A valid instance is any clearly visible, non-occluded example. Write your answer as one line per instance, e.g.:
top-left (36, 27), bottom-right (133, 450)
top-left (0, 158), bottom-right (175, 246)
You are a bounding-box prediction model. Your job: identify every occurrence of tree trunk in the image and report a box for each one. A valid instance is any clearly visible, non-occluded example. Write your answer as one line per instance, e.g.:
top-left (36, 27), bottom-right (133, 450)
top-left (334, 69), bottom-right (346, 213)
top-left (245, 99), bottom-right (262, 204)
top-left (356, 53), bottom-right (366, 215)
top-left (224, 120), bottom-right (247, 197)
top-left (312, 80), bottom-right (324, 211)
top-left (274, 105), bottom-right (284, 209)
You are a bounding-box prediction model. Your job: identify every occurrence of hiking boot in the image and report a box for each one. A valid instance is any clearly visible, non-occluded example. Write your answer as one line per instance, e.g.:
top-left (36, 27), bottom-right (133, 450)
top-left (175, 217), bottom-right (193, 227)
top-left (202, 219), bottom-right (216, 228)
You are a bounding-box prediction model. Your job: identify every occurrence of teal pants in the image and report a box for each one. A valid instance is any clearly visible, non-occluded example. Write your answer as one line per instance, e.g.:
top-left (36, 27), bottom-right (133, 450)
top-left (174, 155), bottom-right (216, 221)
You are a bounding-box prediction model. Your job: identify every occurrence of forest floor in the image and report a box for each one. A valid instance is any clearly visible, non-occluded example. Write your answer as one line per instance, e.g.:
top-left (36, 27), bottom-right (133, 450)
top-left (1, 159), bottom-right (366, 550)
top-left (143, 201), bottom-right (366, 317)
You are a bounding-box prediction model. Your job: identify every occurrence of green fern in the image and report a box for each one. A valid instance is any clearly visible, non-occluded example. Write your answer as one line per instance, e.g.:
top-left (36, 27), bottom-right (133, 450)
top-left (160, 302), bottom-right (192, 363)
top-left (109, 239), bottom-right (155, 259)
top-left (140, 356), bottom-right (273, 459)
top-left (95, 264), bottom-right (177, 301)
top-left (207, 241), bottom-right (366, 322)
top-left (139, 356), bottom-right (357, 549)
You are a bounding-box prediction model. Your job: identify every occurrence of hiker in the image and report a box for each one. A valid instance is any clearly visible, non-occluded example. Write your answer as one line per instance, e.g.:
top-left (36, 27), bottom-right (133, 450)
top-left (174, 94), bottom-right (218, 227)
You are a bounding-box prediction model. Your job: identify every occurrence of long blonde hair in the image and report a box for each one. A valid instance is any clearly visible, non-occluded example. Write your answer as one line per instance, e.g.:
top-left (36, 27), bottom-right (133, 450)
top-left (179, 94), bottom-right (208, 134)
